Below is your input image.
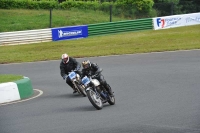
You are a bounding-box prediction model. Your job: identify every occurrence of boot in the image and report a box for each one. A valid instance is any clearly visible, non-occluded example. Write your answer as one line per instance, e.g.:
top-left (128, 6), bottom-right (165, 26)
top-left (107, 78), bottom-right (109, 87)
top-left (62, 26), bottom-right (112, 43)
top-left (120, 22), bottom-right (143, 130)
top-left (67, 82), bottom-right (77, 94)
top-left (72, 85), bottom-right (77, 94)
top-left (108, 88), bottom-right (114, 97)
top-left (105, 84), bottom-right (114, 97)
top-left (73, 90), bottom-right (77, 94)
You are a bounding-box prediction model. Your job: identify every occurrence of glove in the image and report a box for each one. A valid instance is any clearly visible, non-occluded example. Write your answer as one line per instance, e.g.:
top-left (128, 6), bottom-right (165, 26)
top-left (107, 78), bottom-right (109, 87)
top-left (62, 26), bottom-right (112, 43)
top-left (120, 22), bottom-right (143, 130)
top-left (63, 75), bottom-right (67, 80)
top-left (92, 72), bottom-right (99, 78)
top-left (91, 75), bottom-right (96, 79)
top-left (75, 67), bottom-right (80, 71)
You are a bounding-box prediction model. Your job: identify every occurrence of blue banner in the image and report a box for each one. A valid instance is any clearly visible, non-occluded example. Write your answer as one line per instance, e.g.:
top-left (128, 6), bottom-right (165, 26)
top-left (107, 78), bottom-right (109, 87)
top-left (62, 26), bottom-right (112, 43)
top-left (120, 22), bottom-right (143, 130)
top-left (51, 25), bottom-right (88, 41)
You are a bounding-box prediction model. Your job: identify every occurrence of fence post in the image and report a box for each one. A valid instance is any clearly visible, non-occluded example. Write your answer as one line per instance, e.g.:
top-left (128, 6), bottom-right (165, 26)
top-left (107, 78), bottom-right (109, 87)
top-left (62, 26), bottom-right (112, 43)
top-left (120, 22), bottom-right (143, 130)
top-left (50, 8), bottom-right (52, 28)
top-left (110, 4), bottom-right (112, 22)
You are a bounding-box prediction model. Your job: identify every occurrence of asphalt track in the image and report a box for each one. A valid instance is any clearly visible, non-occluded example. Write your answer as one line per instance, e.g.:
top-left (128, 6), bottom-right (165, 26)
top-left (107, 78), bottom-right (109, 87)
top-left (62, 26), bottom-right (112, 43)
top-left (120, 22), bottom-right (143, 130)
top-left (1, 50), bottom-right (200, 133)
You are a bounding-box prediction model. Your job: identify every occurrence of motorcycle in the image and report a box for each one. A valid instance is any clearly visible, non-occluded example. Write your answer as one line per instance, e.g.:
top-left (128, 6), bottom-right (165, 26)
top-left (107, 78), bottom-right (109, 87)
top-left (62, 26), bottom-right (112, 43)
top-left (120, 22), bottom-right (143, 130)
top-left (81, 70), bottom-right (115, 110)
top-left (68, 70), bottom-right (87, 97)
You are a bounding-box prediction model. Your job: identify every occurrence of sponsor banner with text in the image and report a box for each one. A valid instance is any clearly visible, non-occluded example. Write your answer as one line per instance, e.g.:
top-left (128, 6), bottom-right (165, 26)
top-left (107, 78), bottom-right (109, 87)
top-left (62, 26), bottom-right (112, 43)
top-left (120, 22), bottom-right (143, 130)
top-left (51, 25), bottom-right (88, 41)
top-left (153, 13), bottom-right (200, 30)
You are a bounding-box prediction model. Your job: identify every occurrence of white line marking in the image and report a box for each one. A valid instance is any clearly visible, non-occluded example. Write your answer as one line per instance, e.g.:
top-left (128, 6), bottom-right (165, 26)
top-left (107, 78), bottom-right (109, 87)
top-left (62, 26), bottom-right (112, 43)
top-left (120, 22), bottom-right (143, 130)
top-left (0, 89), bottom-right (43, 106)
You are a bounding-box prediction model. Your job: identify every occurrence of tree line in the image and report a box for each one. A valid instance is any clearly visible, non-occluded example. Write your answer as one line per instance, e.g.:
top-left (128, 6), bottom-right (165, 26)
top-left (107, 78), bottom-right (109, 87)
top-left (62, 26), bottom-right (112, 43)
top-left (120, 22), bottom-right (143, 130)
top-left (0, 0), bottom-right (199, 18)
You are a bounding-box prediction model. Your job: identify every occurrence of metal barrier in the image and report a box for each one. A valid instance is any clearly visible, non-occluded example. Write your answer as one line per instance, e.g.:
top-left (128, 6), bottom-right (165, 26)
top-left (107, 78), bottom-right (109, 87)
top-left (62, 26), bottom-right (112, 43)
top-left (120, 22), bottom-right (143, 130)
top-left (0, 18), bottom-right (153, 45)
top-left (88, 18), bottom-right (153, 36)
top-left (0, 29), bottom-right (52, 45)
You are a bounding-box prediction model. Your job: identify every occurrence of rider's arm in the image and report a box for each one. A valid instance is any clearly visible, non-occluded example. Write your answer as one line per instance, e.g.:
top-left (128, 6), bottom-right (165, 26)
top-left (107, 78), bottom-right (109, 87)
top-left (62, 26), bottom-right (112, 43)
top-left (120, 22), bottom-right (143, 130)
top-left (81, 69), bottom-right (86, 78)
top-left (71, 57), bottom-right (81, 70)
top-left (60, 62), bottom-right (66, 77)
top-left (91, 63), bottom-right (101, 74)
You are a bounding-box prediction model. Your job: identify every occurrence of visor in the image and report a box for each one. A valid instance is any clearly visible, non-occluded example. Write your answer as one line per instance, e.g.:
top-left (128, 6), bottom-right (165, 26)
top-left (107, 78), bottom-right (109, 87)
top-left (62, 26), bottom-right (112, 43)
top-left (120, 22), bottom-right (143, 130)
top-left (63, 57), bottom-right (69, 63)
top-left (84, 64), bottom-right (89, 69)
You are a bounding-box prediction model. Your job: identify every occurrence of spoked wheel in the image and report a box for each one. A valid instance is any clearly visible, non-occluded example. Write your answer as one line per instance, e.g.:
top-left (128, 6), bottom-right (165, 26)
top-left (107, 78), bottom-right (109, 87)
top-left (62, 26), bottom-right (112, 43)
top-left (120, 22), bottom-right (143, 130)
top-left (107, 85), bottom-right (115, 105)
top-left (77, 84), bottom-right (87, 97)
top-left (108, 95), bottom-right (115, 105)
top-left (87, 89), bottom-right (103, 110)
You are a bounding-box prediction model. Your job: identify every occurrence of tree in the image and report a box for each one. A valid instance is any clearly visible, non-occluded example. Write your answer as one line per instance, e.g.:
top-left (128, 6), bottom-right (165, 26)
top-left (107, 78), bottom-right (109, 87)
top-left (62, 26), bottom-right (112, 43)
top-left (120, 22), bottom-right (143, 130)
top-left (153, 0), bottom-right (199, 16)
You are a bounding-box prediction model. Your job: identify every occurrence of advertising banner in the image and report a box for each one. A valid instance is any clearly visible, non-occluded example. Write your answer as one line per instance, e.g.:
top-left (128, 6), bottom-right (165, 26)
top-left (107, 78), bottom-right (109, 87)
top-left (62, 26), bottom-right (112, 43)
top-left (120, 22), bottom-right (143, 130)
top-left (153, 13), bottom-right (200, 30)
top-left (51, 25), bottom-right (88, 41)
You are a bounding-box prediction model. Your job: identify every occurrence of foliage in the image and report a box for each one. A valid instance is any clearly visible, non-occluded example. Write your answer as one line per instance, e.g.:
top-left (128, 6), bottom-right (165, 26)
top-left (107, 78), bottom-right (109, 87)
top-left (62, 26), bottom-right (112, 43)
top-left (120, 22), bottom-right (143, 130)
top-left (178, 0), bottom-right (200, 14)
top-left (0, 0), bottom-right (154, 18)
top-left (59, 1), bottom-right (100, 10)
top-left (0, 0), bottom-right (58, 9)
top-left (115, 0), bottom-right (154, 12)
top-left (153, 0), bottom-right (200, 16)
top-left (154, 0), bottom-right (179, 4)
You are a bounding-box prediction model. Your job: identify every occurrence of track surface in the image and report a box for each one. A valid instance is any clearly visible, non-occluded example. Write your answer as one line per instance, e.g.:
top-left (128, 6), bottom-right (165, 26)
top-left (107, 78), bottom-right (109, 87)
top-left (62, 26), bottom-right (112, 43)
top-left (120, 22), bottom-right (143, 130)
top-left (1, 50), bottom-right (200, 133)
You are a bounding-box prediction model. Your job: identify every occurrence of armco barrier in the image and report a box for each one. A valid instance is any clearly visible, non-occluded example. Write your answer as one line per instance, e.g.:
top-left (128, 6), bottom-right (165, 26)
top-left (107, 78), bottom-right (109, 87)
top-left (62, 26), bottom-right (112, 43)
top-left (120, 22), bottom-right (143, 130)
top-left (0, 77), bottom-right (33, 104)
top-left (0, 18), bottom-right (153, 45)
top-left (88, 18), bottom-right (153, 36)
top-left (0, 28), bottom-right (52, 45)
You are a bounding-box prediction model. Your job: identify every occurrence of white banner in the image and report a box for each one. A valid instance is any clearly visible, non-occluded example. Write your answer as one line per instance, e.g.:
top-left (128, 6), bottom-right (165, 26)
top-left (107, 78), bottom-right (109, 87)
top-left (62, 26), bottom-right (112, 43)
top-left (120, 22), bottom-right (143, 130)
top-left (153, 12), bottom-right (200, 30)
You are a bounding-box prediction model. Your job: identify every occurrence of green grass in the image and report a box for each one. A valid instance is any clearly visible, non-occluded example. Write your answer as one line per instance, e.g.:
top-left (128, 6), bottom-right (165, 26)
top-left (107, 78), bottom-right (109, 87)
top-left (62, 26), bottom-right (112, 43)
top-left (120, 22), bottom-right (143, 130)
top-left (0, 9), bottom-right (127, 32)
top-left (0, 25), bottom-right (200, 64)
top-left (0, 74), bottom-right (24, 83)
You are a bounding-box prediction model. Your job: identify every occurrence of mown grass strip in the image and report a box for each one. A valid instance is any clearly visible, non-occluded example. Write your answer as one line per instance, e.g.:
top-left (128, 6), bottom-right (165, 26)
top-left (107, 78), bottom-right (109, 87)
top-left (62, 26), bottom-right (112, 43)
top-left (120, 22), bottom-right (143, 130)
top-left (0, 74), bottom-right (24, 83)
top-left (0, 25), bottom-right (200, 64)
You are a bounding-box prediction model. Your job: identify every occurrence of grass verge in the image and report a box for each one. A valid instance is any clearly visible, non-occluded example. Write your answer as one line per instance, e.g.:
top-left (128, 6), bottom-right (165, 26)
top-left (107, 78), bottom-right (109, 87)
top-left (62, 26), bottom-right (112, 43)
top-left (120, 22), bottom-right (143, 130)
top-left (0, 25), bottom-right (200, 64)
top-left (0, 74), bottom-right (24, 83)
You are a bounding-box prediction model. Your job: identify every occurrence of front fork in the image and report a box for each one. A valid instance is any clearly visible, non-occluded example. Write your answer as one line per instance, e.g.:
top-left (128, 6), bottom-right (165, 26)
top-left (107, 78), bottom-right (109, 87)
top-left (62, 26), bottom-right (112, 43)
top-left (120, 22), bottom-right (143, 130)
top-left (72, 80), bottom-right (81, 93)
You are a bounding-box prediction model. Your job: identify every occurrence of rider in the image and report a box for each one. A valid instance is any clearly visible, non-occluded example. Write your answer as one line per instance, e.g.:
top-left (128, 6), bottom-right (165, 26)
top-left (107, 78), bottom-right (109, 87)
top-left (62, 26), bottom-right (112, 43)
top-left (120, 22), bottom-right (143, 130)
top-left (81, 60), bottom-right (114, 96)
top-left (60, 53), bottom-right (81, 93)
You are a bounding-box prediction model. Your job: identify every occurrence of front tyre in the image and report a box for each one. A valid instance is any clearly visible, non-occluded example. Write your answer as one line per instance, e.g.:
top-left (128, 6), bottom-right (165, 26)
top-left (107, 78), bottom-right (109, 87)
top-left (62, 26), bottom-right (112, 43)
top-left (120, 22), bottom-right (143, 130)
top-left (107, 85), bottom-right (115, 105)
top-left (87, 89), bottom-right (103, 110)
top-left (108, 96), bottom-right (115, 105)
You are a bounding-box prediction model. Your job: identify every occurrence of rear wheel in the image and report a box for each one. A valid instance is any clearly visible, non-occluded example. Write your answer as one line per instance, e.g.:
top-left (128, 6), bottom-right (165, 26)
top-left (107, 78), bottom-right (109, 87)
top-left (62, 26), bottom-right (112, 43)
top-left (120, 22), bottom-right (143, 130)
top-left (87, 89), bottom-right (103, 110)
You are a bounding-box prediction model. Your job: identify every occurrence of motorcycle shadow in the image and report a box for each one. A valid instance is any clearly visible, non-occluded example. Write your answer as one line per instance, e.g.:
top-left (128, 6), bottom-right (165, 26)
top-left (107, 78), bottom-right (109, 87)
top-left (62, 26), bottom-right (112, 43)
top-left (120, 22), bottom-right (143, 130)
top-left (58, 93), bottom-right (85, 99)
top-left (62, 103), bottom-right (112, 112)
top-left (66, 105), bottom-right (97, 112)
top-left (48, 94), bottom-right (113, 111)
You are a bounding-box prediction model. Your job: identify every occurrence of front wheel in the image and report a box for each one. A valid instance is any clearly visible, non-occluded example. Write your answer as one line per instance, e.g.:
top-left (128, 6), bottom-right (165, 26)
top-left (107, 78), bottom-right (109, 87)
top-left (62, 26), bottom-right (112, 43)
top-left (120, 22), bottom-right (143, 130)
top-left (108, 95), bottom-right (115, 105)
top-left (77, 84), bottom-right (87, 97)
top-left (107, 85), bottom-right (115, 105)
top-left (87, 89), bottom-right (103, 110)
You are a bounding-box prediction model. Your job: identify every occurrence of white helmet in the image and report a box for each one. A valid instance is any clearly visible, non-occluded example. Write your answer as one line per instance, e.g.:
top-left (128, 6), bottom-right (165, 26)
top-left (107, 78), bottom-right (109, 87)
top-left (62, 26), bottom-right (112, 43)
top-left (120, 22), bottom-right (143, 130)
top-left (61, 53), bottom-right (69, 64)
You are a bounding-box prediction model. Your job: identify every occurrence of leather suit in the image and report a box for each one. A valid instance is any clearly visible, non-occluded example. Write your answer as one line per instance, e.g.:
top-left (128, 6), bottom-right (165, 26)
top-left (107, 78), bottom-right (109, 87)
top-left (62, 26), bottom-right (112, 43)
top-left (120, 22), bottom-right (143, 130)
top-left (60, 57), bottom-right (81, 89)
top-left (82, 63), bottom-right (113, 96)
